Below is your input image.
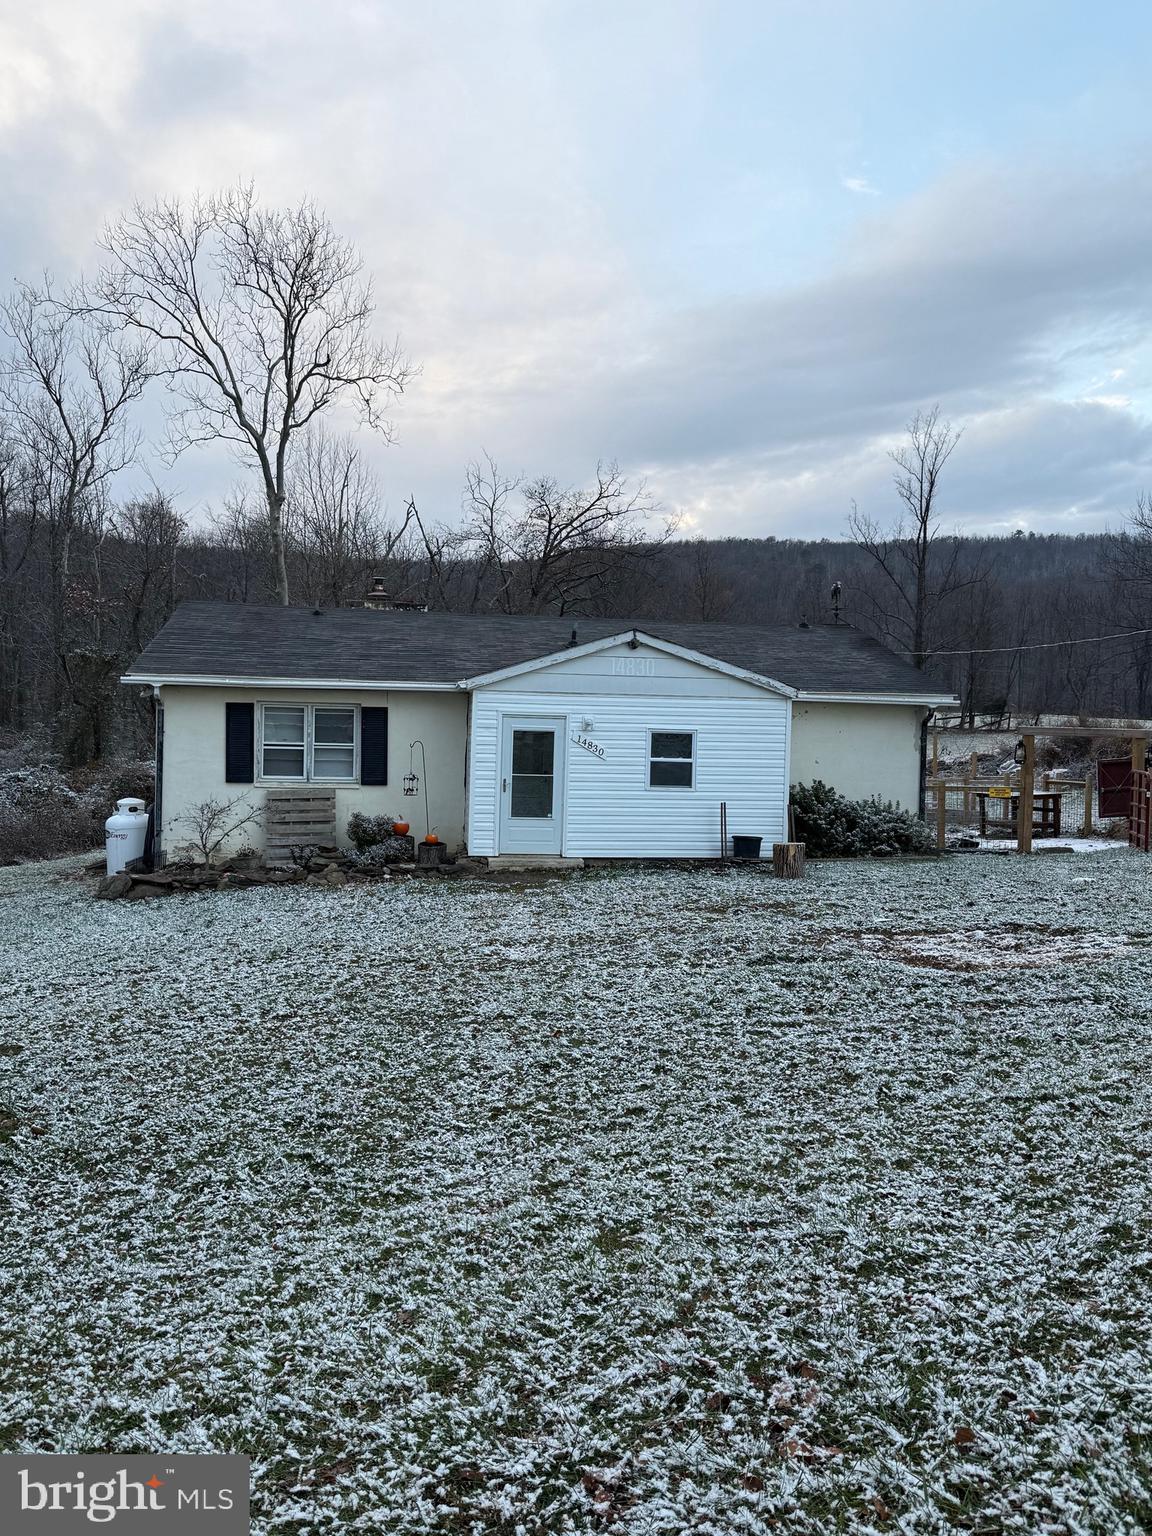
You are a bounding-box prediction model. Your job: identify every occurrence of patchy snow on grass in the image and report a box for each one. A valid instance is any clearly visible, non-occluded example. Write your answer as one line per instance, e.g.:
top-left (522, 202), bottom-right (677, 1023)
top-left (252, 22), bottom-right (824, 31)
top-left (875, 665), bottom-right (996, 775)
top-left (969, 836), bottom-right (1129, 855)
top-left (2, 851), bottom-right (1152, 1533)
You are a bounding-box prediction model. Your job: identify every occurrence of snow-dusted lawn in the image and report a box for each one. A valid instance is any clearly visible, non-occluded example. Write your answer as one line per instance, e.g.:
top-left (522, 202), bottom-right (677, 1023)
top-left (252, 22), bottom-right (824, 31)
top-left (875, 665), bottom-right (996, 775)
top-left (2, 851), bottom-right (1152, 1534)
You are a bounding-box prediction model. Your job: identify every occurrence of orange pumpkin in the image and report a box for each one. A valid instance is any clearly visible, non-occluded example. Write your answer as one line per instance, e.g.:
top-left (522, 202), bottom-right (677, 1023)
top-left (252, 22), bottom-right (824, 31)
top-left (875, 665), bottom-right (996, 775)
top-left (393, 822), bottom-right (410, 835)
top-left (423, 833), bottom-right (440, 846)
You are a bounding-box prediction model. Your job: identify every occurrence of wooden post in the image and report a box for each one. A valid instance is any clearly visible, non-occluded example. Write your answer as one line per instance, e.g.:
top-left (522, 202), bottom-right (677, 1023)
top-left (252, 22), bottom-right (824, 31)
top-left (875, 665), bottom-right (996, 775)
top-left (772, 842), bottom-right (806, 879)
top-left (966, 751), bottom-right (978, 819)
top-left (1017, 734), bottom-right (1035, 854)
top-left (936, 781), bottom-right (947, 849)
top-left (932, 725), bottom-right (939, 778)
top-left (1082, 770), bottom-right (1094, 837)
top-left (1133, 735), bottom-right (1147, 776)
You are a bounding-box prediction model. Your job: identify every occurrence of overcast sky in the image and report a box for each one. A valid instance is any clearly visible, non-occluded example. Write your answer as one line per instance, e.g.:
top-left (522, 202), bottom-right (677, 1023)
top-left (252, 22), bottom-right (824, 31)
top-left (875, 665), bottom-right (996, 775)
top-left (3, 0), bottom-right (1152, 539)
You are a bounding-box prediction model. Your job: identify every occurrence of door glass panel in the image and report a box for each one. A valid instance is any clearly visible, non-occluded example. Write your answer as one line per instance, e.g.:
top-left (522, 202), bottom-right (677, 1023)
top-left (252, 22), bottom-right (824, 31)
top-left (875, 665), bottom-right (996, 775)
top-left (510, 729), bottom-right (554, 818)
top-left (512, 730), bottom-right (554, 775)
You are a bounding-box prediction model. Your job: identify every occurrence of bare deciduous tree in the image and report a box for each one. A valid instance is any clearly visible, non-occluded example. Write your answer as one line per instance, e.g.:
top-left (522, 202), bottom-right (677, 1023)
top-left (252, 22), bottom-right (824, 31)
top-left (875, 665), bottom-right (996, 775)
top-left (286, 427), bottom-right (408, 607)
top-left (1, 283), bottom-right (148, 747)
top-left (92, 185), bottom-right (413, 606)
top-left (849, 405), bottom-right (981, 669)
top-left (452, 458), bottom-right (671, 614)
top-left (175, 793), bottom-right (263, 866)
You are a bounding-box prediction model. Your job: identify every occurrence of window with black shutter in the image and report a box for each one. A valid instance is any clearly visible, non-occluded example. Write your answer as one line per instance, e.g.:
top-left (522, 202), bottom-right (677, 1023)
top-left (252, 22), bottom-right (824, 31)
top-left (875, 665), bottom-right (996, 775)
top-left (360, 706), bottom-right (389, 785)
top-left (225, 702), bottom-right (255, 783)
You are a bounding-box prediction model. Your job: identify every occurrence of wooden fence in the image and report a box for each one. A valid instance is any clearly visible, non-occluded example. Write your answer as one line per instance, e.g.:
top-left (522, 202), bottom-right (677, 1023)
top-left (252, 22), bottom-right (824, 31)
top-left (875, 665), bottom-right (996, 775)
top-left (926, 770), bottom-right (1097, 849)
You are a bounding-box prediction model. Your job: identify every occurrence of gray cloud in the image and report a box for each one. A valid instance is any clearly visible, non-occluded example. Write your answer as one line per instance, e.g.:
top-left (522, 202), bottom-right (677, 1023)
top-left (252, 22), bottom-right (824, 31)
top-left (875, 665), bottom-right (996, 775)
top-left (0, 4), bottom-right (1150, 539)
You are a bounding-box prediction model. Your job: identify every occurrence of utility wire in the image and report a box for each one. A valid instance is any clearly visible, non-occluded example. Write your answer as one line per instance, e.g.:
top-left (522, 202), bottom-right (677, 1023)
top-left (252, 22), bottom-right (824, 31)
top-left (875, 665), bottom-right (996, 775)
top-left (899, 626), bottom-right (1152, 659)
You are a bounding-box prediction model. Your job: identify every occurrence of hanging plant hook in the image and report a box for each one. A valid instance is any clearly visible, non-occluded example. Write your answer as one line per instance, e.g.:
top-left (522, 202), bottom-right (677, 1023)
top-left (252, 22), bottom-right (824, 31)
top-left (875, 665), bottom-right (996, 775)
top-left (406, 739), bottom-right (431, 840)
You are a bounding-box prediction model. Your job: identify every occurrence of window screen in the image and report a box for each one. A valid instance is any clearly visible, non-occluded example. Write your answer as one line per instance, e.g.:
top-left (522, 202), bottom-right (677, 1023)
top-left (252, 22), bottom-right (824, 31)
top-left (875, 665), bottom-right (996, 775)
top-left (312, 708), bottom-right (357, 780)
top-left (649, 730), bottom-right (694, 788)
top-left (259, 705), bottom-right (359, 781)
top-left (262, 706), bottom-right (306, 779)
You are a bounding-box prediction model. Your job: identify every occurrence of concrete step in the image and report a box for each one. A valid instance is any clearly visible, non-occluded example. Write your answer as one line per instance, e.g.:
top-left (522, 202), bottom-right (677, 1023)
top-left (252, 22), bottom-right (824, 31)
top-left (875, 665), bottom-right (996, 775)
top-left (483, 855), bottom-right (585, 871)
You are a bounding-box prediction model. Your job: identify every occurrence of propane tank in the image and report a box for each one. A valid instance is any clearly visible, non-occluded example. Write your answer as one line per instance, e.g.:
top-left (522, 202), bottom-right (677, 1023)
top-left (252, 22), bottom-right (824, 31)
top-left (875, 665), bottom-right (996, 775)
top-left (105, 797), bottom-right (148, 875)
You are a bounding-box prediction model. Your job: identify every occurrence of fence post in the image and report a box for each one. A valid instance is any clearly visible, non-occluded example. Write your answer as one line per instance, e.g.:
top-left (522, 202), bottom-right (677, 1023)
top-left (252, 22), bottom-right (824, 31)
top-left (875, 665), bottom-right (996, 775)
top-left (1018, 735), bottom-right (1035, 854)
top-left (936, 782), bottom-right (947, 850)
top-left (1082, 771), bottom-right (1094, 837)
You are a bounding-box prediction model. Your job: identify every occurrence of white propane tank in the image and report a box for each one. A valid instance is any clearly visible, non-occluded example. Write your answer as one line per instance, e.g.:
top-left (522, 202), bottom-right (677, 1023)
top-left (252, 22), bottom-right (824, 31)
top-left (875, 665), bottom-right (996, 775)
top-left (105, 797), bottom-right (148, 875)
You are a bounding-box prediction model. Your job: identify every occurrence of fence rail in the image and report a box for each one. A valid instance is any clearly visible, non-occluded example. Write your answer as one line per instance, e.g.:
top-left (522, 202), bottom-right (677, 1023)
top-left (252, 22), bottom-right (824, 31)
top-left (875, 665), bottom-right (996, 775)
top-left (925, 772), bottom-right (1098, 847)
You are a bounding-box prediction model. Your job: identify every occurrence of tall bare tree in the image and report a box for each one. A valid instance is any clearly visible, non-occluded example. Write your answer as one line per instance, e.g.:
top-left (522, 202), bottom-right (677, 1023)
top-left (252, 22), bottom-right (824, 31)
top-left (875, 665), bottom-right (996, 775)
top-left (1, 283), bottom-right (148, 746)
top-left (286, 427), bottom-right (408, 607)
top-left (849, 405), bottom-right (980, 669)
top-left (458, 459), bottom-right (670, 614)
top-left (92, 185), bottom-right (412, 605)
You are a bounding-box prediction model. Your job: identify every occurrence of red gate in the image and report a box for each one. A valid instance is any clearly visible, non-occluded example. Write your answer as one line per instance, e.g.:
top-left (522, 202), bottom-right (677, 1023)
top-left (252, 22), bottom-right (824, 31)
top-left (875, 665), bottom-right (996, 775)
top-left (1098, 758), bottom-right (1134, 818)
top-left (1131, 769), bottom-right (1152, 852)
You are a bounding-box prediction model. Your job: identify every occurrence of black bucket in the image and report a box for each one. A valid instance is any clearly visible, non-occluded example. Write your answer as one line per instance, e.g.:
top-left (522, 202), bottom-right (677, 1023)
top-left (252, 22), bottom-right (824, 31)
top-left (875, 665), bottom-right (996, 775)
top-left (731, 835), bottom-right (762, 860)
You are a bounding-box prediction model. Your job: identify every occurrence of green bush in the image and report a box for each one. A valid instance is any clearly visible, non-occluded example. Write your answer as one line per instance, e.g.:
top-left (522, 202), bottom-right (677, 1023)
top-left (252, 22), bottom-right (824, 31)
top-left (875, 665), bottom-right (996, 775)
top-left (346, 812), bottom-right (397, 851)
top-left (790, 780), bottom-right (935, 858)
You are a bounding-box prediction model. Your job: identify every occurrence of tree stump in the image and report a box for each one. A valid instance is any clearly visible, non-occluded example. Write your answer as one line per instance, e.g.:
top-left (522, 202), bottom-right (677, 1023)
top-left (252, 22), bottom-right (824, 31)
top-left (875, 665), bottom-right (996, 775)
top-left (772, 842), bottom-right (806, 879)
top-left (416, 841), bottom-right (446, 868)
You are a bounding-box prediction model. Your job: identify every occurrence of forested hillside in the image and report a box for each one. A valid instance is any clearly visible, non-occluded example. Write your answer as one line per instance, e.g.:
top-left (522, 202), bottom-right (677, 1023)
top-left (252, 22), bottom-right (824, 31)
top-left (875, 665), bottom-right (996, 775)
top-left (2, 478), bottom-right (1146, 768)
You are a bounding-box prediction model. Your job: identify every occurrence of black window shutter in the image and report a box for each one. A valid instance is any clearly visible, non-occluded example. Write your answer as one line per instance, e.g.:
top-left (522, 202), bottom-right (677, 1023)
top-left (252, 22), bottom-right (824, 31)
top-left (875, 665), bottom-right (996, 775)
top-left (225, 702), bottom-right (255, 783)
top-left (361, 707), bottom-right (388, 785)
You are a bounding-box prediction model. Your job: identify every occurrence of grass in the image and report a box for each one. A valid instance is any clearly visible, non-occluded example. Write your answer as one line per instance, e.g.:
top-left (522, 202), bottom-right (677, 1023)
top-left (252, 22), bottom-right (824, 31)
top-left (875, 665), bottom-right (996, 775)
top-left (0, 847), bottom-right (1150, 1533)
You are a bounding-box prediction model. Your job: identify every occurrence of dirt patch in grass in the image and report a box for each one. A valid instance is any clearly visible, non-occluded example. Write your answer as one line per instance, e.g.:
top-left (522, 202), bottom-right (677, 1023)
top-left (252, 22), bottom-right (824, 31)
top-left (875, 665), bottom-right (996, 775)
top-left (818, 923), bottom-right (1139, 971)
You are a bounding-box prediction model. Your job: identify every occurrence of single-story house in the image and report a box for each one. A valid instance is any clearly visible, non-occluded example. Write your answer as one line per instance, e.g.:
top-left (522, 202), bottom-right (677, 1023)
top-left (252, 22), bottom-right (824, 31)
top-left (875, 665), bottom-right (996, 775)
top-left (122, 600), bottom-right (958, 863)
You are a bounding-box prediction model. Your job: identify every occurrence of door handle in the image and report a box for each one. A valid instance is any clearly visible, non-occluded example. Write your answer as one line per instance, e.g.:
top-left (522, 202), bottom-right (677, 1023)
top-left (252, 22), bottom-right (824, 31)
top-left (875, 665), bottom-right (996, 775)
top-left (502, 777), bottom-right (507, 792)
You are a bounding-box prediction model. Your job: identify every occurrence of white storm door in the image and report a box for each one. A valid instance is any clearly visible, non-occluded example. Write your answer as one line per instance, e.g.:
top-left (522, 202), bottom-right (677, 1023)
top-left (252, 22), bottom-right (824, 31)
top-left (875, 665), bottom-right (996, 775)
top-left (498, 716), bottom-right (565, 854)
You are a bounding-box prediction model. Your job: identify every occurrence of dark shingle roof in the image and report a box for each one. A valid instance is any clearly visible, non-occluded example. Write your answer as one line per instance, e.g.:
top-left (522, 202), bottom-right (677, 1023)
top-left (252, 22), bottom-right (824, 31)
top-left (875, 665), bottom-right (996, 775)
top-left (124, 601), bottom-right (952, 698)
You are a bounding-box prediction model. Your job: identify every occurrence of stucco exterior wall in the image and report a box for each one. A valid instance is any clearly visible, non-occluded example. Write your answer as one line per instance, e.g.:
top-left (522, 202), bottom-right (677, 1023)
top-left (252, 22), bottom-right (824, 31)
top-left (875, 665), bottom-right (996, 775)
top-left (157, 685), bottom-right (468, 859)
top-left (789, 701), bottom-right (925, 808)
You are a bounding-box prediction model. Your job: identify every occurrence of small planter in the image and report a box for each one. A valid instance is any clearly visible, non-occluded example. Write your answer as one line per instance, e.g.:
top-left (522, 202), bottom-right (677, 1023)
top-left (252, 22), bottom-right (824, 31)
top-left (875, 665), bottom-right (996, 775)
top-left (731, 835), bottom-right (762, 860)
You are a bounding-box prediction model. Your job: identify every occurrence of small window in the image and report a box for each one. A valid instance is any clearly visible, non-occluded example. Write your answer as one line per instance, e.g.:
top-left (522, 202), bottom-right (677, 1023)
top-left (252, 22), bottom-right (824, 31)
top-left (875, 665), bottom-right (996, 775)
top-left (312, 707), bottom-right (357, 780)
top-left (259, 704), bottom-right (359, 782)
top-left (262, 705), bottom-right (306, 779)
top-left (649, 730), bottom-right (694, 788)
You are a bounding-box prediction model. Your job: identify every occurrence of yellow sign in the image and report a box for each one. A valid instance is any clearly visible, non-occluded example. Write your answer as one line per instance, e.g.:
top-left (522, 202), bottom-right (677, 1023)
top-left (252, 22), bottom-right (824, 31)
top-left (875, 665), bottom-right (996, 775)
top-left (988, 786), bottom-right (1012, 799)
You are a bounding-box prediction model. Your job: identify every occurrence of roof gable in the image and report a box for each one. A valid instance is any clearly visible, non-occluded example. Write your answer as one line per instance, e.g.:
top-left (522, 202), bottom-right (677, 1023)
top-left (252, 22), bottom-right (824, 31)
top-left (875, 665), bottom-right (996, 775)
top-left (459, 630), bottom-right (797, 697)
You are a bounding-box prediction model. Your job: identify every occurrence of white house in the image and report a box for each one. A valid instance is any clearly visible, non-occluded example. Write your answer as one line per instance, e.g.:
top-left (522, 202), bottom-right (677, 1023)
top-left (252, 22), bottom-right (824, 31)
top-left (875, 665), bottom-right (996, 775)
top-left (122, 602), bottom-right (957, 863)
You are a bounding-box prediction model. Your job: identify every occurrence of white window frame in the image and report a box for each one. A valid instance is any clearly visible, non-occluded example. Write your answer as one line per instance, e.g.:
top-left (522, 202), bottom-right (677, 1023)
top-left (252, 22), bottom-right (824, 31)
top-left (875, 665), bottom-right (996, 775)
top-left (256, 703), bottom-right (361, 784)
top-left (647, 728), bottom-right (696, 789)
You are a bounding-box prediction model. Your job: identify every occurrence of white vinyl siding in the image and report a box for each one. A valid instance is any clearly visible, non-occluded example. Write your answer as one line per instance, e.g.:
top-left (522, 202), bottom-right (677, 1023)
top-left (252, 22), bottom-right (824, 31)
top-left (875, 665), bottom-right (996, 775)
top-left (467, 642), bottom-right (790, 858)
